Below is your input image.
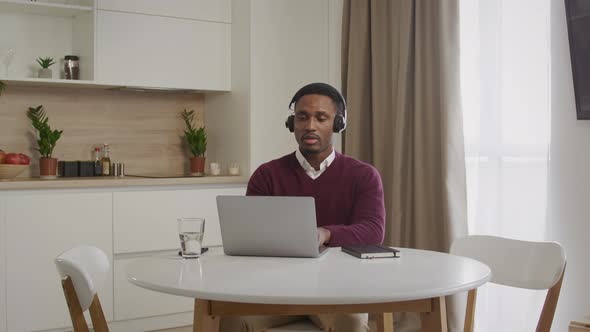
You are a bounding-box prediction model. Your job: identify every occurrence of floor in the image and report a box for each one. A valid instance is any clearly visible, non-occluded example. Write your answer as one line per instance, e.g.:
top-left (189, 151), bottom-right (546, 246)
top-left (151, 327), bottom-right (192, 332)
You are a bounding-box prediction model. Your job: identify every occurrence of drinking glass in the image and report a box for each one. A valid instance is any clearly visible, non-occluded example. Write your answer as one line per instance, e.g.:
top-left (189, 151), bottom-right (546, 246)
top-left (177, 218), bottom-right (205, 258)
top-left (228, 162), bottom-right (240, 176)
top-left (0, 48), bottom-right (15, 77)
top-left (210, 162), bottom-right (221, 176)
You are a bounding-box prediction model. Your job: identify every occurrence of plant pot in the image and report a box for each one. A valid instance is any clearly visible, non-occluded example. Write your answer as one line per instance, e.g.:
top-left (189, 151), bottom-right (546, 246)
top-left (190, 156), bottom-right (206, 176)
top-left (39, 157), bottom-right (58, 179)
top-left (38, 68), bottom-right (52, 79)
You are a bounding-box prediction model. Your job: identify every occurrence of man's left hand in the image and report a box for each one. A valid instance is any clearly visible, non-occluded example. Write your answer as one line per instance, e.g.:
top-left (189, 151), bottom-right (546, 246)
top-left (317, 227), bottom-right (331, 246)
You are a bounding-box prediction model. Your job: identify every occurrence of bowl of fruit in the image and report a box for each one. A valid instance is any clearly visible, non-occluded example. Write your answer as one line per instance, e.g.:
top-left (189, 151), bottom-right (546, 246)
top-left (0, 149), bottom-right (30, 181)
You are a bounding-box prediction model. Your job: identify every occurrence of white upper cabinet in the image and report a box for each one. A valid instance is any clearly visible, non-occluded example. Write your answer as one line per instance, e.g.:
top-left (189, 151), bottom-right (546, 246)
top-left (97, 0), bottom-right (231, 23)
top-left (0, 0), bottom-right (95, 81)
top-left (0, 0), bottom-right (231, 90)
top-left (95, 10), bottom-right (231, 90)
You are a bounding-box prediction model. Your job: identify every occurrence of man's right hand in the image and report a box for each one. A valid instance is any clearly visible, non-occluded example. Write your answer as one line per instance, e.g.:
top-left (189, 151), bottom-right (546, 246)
top-left (317, 227), bottom-right (331, 246)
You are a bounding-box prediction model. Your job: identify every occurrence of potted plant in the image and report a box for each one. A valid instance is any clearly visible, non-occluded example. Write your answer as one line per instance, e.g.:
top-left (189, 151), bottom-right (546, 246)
top-left (27, 105), bottom-right (63, 179)
top-left (0, 81), bottom-right (5, 95)
top-left (36, 57), bottom-right (56, 79)
top-left (181, 109), bottom-right (207, 176)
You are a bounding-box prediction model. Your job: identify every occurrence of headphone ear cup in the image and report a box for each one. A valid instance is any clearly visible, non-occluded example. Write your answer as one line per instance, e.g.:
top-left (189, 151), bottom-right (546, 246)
top-left (333, 114), bottom-right (345, 133)
top-left (285, 115), bottom-right (295, 132)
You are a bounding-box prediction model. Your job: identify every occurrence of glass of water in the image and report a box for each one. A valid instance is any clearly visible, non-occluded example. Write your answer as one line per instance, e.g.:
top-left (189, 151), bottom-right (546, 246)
top-left (177, 218), bottom-right (205, 258)
top-left (0, 48), bottom-right (15, 77)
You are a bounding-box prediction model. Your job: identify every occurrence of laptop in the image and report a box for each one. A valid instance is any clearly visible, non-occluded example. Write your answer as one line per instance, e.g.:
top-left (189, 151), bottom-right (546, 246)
top-left (216, 196), bottom-right (328, 258)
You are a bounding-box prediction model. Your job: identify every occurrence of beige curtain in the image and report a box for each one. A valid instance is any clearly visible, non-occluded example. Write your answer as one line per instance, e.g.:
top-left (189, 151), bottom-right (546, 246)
top-left (342, 0), bottom-right (466, 253)
top-left (342, 1), bottom-right (467, 330)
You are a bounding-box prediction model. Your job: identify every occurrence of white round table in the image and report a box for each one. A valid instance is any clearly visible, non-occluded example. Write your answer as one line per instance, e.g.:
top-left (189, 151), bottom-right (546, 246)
top-left (127, 247), bottom-right (490, 332)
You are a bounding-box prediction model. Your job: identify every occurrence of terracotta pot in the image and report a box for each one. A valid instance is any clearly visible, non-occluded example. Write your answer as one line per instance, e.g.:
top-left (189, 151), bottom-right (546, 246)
top-left (190, 156), bottom-right (206, 176)
top-left (39, 157), bottom-right (58, 179)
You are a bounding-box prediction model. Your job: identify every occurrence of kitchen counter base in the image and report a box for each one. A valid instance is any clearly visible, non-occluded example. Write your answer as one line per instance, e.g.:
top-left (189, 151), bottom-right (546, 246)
top-left (0, 175), bottom-right (248, 190)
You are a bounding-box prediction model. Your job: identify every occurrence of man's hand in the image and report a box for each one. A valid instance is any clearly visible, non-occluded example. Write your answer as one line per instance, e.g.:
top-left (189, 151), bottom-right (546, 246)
top-left (317, 227), bottom-right (331, 246)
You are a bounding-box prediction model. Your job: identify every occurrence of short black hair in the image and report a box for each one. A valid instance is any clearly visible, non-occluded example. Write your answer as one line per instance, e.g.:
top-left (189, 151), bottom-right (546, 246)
top-left (289, 82), bottom-right (346, 117)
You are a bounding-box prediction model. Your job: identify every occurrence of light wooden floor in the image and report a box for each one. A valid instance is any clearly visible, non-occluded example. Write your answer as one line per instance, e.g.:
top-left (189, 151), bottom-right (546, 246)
top-left (151, 326), bottom-right (192, 332)
top-left (150, 316), bottom-right (380, 332)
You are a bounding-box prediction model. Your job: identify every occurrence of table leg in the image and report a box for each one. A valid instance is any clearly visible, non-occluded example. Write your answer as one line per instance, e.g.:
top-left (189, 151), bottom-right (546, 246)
top-left (420, 297), bottom-right (447, 332)
top-left (377, 312), bottom-right (394, 332)
top-left (464, 289), bottom-right (477, 332)
top-left (194, 299), bottom-right (220, 332)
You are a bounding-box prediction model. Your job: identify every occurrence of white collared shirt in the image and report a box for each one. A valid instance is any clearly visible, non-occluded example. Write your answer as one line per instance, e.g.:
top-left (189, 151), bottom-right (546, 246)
top-left (295, 148), bottom-right (336, 180)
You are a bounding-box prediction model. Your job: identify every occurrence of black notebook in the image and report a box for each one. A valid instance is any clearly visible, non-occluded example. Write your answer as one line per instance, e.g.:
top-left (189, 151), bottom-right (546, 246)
top-left (341, 244), bottom-right (400, 259)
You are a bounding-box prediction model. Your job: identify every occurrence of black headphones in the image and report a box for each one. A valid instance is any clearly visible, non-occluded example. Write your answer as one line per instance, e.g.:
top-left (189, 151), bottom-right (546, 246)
top-left (285, 83), bottom-right (347, 133)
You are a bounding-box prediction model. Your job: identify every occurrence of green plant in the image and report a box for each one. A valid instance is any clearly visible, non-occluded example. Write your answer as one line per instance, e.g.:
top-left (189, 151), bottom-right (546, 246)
top-left (181, 109), bottom-right (207, 157)
top-left (0, 80), bottom-right (5, 95)
top-left (26, 105), bottom-right (63, 158)
top-left (36, 57), bottom-right (56, 69)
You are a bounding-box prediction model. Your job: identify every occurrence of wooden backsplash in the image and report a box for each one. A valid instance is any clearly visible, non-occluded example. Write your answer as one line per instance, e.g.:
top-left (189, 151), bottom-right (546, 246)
top-left (0, 85), bottom-right (204, 177)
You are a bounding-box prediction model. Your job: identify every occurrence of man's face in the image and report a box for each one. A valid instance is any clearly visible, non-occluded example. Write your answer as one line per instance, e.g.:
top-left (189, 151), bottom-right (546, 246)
top-left (293, 94), bottom-right (336, 156)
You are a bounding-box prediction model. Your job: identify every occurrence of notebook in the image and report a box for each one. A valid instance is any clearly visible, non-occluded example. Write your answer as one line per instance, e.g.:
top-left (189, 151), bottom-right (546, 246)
top-left (341, 244), bottom-right (400, 259)
top-left (216, 196), bottom-right (328, 258)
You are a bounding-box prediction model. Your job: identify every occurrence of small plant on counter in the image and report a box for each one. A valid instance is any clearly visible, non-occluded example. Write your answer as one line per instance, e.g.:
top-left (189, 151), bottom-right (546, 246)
top-left (36, 57), bottom-right (56, 69)
top-left (181, 109), bottom-right (207, 157)
top-left (27, 105), bottom-right (62, 158)
top-left (181, 109), bottom-right (207, 176)
top-left (27, 105), bottom-right (63, 179)
top-left (0, 81), bottom-right (5, 95)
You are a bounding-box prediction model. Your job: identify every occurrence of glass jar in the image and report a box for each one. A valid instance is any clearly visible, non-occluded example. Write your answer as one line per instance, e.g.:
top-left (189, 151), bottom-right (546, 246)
top-left (64, 55), bottom-right (79, 80)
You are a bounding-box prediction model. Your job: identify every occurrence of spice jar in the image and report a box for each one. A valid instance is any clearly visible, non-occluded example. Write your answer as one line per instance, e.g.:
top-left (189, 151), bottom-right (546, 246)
top-left (64, 55), bottom-right (79, 80)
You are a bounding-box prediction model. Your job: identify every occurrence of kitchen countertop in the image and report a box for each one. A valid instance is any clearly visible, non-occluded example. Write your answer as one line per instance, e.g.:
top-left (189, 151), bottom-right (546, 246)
top-left (0, 175), bottom-right (248, 191)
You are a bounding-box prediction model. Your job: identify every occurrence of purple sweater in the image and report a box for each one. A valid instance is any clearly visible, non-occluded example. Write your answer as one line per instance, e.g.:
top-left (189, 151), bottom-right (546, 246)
top-left (247, 152), bottom-right (385, 246)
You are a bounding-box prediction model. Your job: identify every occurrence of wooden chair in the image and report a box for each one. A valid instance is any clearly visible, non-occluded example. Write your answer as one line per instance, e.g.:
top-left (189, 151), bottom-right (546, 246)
top-left (55, 246), bottom-right (110, 332)
top-left (450, 235), bottom-right (566, 332)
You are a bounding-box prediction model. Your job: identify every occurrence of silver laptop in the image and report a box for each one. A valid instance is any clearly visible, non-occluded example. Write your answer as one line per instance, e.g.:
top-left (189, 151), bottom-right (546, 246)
top-left (216, 196), bottom-right (328, 258)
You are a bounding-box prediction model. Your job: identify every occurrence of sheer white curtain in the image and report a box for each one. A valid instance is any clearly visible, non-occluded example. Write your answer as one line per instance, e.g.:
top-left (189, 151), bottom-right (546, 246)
top-left (460, 0), bottom-right (551, 331)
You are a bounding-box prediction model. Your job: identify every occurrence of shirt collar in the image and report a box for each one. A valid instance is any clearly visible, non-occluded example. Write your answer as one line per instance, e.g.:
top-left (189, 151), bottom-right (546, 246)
top-left (295, 148), bottom-right (335, 175)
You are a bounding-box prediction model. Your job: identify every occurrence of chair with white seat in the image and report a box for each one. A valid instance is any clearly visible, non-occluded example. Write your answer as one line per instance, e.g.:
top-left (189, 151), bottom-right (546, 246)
top-left (450, 235), bottom-right (566, 332)
top-left (55, 246), bottom-right (110, 332)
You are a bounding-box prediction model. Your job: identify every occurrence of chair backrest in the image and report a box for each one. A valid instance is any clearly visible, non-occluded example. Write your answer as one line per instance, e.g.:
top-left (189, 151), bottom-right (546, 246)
top-left (55, 246), bottom-right (110, 332)
top-left (450, 235), bottom-right (565, 289)
top-left (450, 235), bottom-right (566, 332)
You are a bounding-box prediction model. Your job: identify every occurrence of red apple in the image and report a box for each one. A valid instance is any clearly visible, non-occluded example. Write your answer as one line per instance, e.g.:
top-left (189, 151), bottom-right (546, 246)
top-left (18, 153), bottom-right (30, 165)
top-left (0, 149), bottom-right (5, 164)
top-left (4, 153), bottom-right (21, 165)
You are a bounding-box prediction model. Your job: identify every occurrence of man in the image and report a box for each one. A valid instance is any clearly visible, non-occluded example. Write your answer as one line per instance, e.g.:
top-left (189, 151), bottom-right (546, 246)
top-left (220, 82), bottom-right (385, 332)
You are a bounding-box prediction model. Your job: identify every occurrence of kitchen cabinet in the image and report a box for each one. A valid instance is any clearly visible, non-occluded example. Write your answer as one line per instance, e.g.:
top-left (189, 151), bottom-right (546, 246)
top-left (97, 0), bottom-right (231, 23)
top-left (0, 0), bottom-right (95, 81)
top-left (112, 185), bottom-right (245, 322)
top-left (96, 10), bottom-right (230, 91)
top-left (0, 183), bottom-right (246, 331)
top-left (0, 0), bottom-right (231, 91)
top-left (4, 192), bottom-right (113, 332)
top-left (113, 256), bottom-right (194, 321)
top-left (113, 187), bottom-right (245, 254)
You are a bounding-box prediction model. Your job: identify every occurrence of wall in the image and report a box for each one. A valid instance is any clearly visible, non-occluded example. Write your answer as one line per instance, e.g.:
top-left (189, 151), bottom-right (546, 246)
top-left (207, 0), bottom-right (343, 175)
top-left (249, 0), bottom-right (331, 170)
top-left (0, 86), bottom-right (204, 177)
top-left (547, 0), bottom-right (590, 329)
top-left (205, 0), bottom-right (251, 177)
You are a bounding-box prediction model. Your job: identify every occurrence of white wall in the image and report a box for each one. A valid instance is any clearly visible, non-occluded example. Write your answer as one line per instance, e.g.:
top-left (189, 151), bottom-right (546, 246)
top-left (206, 0), bottom-right (343, 175)
top-left (547, 0), bottom-right (590, 330)
top-left (205, 0), bottom-right (251, 176)
top-left (249, 0), bottom-right (342, 172)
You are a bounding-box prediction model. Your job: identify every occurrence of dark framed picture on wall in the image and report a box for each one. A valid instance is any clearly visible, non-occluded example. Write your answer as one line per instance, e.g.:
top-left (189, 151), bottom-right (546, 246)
top-left (565, 0), bottom-right (590, 119)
